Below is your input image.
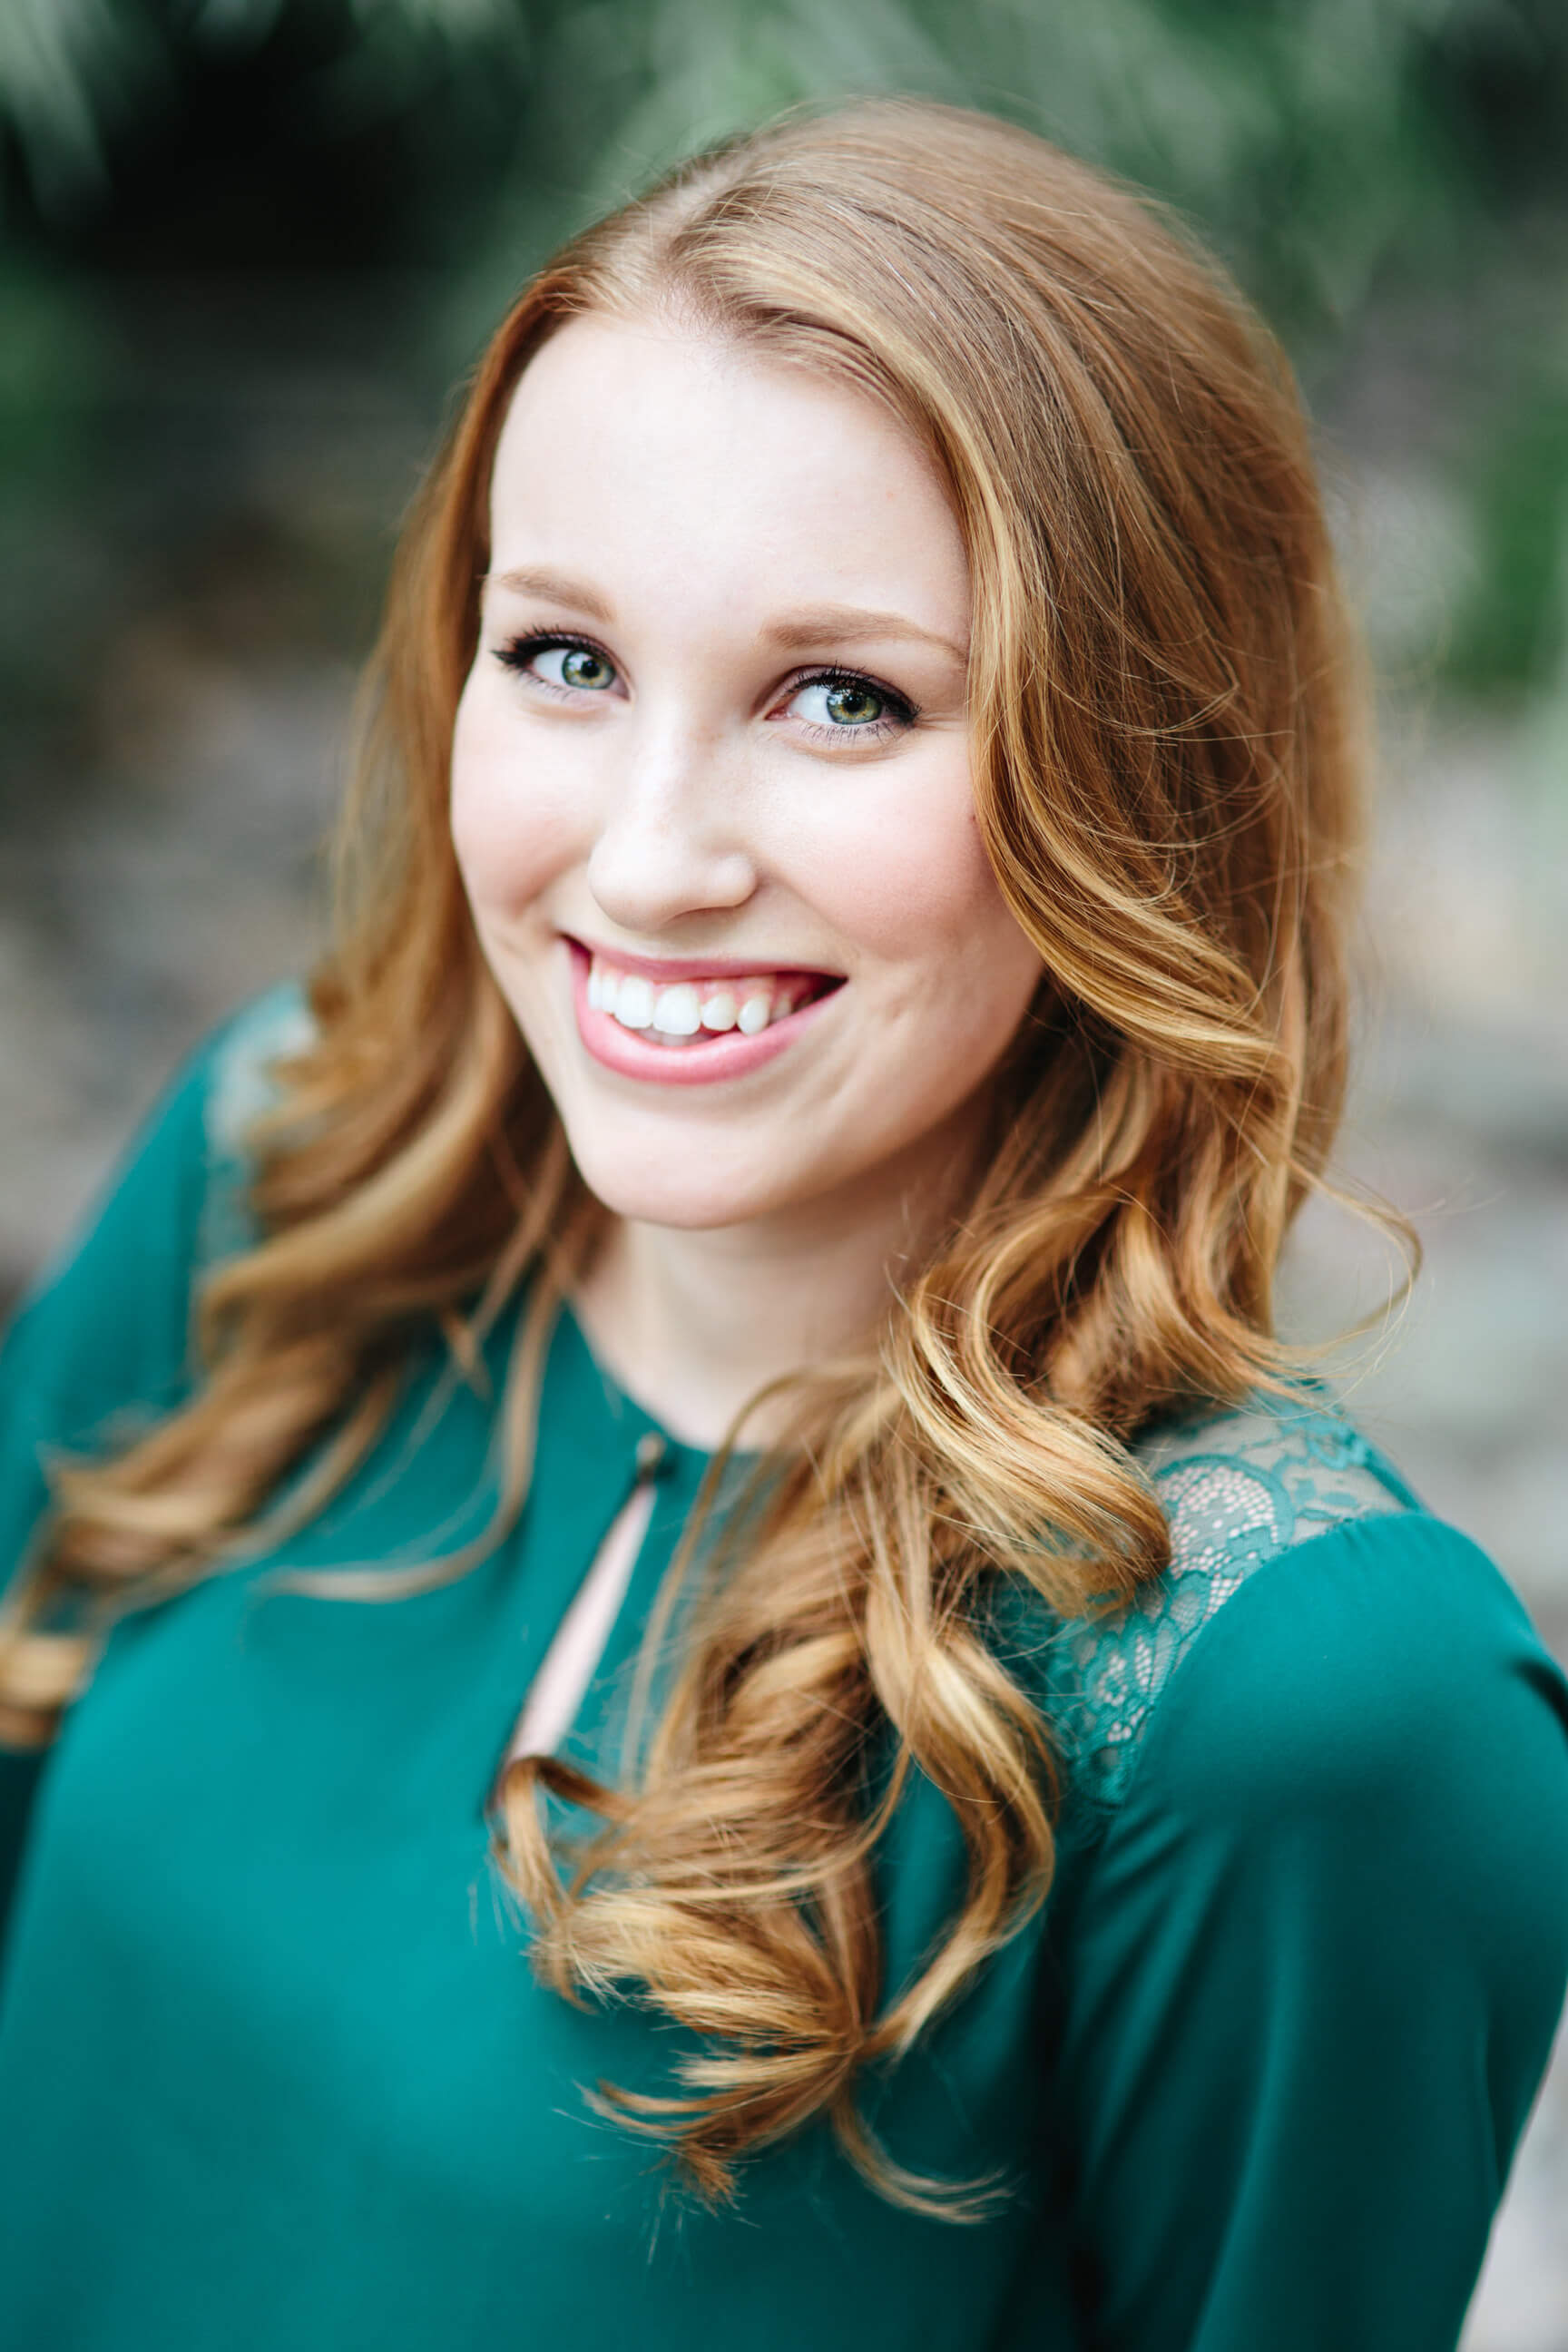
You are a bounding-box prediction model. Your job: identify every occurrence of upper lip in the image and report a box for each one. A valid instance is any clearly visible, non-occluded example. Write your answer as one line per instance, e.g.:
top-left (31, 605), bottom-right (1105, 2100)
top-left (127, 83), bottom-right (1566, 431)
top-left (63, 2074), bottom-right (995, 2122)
top-left (564, 935), bottom-right (843, 985)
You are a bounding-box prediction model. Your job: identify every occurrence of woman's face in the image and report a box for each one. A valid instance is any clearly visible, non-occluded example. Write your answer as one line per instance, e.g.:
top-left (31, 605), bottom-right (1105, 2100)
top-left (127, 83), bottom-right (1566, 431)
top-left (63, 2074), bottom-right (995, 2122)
top-left (451, 315), bottom-right (1044, 1234)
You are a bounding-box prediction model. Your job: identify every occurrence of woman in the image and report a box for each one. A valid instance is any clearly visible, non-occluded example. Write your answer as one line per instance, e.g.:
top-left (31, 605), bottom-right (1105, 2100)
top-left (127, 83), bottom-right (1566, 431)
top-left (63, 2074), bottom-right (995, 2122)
top-left (1, 99), bottom-right (1564, 2352)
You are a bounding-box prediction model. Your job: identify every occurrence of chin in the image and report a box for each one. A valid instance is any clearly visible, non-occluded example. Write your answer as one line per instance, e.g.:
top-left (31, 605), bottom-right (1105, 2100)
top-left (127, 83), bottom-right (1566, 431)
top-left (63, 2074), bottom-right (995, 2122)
top-left (564, 1142), bottom-right (813, 1233)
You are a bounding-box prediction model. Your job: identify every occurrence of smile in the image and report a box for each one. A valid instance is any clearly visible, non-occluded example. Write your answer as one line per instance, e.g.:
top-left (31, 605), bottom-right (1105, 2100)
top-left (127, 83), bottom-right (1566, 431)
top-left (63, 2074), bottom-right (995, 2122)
top-left (589, 956), bottom-right (826, 1045)
top-left (564, 940), bottom-right (843, 1086)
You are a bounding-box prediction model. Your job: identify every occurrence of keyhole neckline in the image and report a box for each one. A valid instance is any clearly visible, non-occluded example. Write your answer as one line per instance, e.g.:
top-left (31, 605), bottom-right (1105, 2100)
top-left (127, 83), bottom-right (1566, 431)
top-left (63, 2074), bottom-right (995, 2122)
top-left (555, 1295), bottom-right (761, 1479)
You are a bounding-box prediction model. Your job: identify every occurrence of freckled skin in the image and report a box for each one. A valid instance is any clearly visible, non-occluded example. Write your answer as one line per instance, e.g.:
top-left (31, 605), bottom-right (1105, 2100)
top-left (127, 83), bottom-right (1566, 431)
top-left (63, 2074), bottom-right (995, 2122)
top-left (450, 316), bottom-right (1044, 1240)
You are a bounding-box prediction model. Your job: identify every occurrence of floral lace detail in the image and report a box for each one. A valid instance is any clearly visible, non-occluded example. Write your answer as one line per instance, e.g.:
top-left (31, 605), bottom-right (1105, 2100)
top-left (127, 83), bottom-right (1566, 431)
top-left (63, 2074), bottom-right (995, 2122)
top-left (1051, 1397), bottom-right (1421, 1806)
top-left (197, 983), bottom-right (315, 1271)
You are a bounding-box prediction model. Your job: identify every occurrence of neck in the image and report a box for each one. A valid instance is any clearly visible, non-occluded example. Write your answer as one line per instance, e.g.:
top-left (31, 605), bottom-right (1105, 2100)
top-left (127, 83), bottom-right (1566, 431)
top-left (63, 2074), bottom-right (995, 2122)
top-left (571, 1126), bottom-right (980, 1450)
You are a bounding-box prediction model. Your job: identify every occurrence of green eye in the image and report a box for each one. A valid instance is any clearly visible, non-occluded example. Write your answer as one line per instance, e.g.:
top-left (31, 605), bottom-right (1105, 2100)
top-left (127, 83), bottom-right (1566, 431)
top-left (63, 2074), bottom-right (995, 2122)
top-left (498, 636), bottom-right (622, 696)
top-left (558, 646), bottom-right (615, 691)
top-left (823, 681), bottom-right (884, 725)
top-left (792, 677), bottom-right (892, 730)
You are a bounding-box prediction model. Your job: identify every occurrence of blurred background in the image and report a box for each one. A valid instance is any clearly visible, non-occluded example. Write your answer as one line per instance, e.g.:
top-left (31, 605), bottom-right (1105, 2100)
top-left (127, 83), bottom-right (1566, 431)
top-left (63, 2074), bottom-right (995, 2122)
top-left (1, 1), bottom-right (1564, 2336)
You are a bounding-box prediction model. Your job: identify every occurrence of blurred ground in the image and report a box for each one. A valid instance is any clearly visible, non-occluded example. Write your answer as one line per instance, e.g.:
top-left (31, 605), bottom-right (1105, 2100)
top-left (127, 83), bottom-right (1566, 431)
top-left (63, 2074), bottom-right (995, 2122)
top-left (1, 242), bottom-right (1566, 2352)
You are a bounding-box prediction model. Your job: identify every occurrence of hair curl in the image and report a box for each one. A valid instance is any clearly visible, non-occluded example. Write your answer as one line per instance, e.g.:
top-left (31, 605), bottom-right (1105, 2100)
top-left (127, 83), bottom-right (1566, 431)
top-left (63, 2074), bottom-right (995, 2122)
top-left (0, 100), bottom-right (1373, 2210)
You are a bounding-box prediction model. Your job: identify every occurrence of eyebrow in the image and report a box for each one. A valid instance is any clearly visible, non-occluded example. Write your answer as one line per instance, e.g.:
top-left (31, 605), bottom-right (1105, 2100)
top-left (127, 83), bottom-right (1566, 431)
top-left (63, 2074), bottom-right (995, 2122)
top-left (488, 566), bottom-right (614, 622)
top-left (486, 567), bottom-right (968, 663)
top-left (760, 605), bottom-right (968, 663)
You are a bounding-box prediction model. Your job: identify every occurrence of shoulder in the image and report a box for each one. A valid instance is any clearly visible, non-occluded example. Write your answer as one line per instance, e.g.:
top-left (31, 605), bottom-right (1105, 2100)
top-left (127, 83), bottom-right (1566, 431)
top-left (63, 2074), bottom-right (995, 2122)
top-left (1126, 1508), bottom-right (1567, 1855)
top-left (1041, 1408), bottom-right (1568, 2352)
top-left (194, 979), bottom-right (317, 1268)
top-left (11, 981), bottom-right (313, 1322)
top-left (0, 983), bottom-right (316, 1461)
top-left (1041, 1396), bottom-right (1568, 2051)
top-left (1048, 1391), bottom-right (1568, 1825)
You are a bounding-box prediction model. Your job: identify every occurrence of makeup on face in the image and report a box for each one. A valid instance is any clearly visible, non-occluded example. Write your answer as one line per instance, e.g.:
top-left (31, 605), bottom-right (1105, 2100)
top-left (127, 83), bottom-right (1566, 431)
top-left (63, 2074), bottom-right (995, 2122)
top-left (449, 314), bottom-right (1044, 1237)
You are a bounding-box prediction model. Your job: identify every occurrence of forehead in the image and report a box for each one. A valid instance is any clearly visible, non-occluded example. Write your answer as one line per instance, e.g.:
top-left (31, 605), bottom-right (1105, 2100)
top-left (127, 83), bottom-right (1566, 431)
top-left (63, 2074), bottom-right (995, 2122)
top-left (485, 314), bottom-right (968, 637)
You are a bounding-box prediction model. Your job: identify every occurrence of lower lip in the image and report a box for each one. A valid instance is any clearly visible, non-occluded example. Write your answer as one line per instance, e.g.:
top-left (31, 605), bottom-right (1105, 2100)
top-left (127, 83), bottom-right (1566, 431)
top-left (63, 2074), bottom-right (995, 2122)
top-left (565, 943), bottom-right (839, 1088)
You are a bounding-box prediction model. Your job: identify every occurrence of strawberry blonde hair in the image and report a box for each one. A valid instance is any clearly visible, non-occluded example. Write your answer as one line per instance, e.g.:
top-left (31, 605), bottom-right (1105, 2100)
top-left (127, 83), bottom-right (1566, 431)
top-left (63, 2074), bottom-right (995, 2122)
top-left (1, 101), bottom-right (1370, 2210)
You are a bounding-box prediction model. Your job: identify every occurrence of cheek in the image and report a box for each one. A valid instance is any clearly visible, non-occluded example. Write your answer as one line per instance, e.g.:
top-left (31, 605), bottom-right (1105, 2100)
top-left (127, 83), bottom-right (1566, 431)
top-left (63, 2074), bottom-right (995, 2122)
top-left (792, 757), bottom-right (1037, 999)
top-left (449, 681), bottom-right (583, 918)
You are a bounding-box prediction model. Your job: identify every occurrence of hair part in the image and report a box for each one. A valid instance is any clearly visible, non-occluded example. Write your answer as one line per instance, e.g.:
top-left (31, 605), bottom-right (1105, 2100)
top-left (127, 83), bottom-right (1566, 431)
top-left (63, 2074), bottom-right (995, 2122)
top-left (1, 99), bottom-right (1382, 2210)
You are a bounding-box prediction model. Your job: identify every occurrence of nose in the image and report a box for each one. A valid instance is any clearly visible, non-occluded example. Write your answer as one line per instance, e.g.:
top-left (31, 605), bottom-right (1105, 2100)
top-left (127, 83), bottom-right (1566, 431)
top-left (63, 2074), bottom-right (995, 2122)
top-left (585, 718), bottom-right (759, 933)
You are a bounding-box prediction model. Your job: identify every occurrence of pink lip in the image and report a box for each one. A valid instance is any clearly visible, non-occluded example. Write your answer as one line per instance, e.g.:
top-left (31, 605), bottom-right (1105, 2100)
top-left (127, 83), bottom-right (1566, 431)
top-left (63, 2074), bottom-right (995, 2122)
top-left (564, 938), bottom-right (841, 1088)
top-left (566, 936), bottom-right (838, 986)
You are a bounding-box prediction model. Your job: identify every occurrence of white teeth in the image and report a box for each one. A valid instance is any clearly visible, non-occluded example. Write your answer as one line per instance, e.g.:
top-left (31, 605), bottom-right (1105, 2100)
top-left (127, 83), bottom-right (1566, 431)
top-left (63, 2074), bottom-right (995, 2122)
top-left (652, 982), bottom-right (701, 1036)
top-left (589, 956), bottom-right (818, 1042)
top-left (614, 974), bottom-right (654, 1029)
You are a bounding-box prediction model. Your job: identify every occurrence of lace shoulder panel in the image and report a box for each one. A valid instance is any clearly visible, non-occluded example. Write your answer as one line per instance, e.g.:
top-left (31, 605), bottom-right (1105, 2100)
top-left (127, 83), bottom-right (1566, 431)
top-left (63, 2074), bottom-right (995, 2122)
top-left (197, 983), bottom-right (316, 1272)
top-left (1049, 1395), bottom-right (1421, 1807)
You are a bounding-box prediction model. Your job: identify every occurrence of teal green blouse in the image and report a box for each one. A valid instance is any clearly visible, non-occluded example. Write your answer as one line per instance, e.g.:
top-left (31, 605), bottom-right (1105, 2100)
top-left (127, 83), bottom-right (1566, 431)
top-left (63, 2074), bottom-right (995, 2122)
top-left (2, 992), bottom-right (1566, 2352)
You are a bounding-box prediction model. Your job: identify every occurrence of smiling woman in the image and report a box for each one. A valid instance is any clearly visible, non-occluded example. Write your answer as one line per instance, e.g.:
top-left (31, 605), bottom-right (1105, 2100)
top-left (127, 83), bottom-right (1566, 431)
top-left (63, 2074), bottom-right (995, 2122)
top-left (1, 99), bottom-right (1566, 2352)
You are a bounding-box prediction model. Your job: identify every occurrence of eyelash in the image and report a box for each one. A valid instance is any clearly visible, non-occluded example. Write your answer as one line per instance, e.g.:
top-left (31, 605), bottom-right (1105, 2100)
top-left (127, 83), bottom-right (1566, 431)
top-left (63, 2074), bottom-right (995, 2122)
top-left (789, 667), bottom-right (918, 746)
top-left (493, 632), bottom-right (919, 744)
top-left (494, 630), bottom-right (605, 686)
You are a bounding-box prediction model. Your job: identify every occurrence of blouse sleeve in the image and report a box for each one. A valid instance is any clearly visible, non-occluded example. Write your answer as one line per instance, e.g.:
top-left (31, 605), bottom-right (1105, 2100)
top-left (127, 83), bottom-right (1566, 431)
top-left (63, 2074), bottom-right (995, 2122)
top-left (1050, 1510), bottom-right (1568, 2352)
top-left (0, 1022), bottom-right (229, 1943)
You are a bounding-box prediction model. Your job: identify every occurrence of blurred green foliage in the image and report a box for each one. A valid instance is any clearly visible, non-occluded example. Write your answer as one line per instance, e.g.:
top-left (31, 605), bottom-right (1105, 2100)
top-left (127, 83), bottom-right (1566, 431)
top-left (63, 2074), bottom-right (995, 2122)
top-left (7, 0), bottom-right (1566, 319)
top-left (1446, 383), bottom-right (1568, 698)
top-left (1, 0), bottom-right (1565, 705)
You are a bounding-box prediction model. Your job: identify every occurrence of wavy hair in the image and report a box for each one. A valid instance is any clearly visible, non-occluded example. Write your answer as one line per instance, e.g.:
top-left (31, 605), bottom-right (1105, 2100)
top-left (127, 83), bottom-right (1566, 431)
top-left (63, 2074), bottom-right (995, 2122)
top-left (0, 101), bottom-right (1373, 2210)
